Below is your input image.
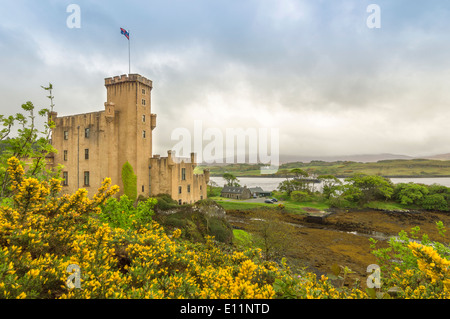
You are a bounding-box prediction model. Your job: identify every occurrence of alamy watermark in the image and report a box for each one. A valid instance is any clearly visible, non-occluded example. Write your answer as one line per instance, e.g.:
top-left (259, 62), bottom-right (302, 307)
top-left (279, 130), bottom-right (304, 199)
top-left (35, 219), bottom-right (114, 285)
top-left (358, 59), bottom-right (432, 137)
top-left (366, 264), bottom-right (381, 289)
top-left (171, 121), bottom-right (280, 174)
top-left (66, 264), bottom-right (82, 289)
top-left (367, 4), bottom-right (381, 29)
top-left (66, 4), bottom-right (81, 29)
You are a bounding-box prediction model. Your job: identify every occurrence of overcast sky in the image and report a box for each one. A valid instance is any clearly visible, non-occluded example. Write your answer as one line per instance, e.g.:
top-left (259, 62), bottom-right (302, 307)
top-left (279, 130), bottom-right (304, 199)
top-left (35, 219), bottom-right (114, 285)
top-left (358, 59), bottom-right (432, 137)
top-left (1, 1), bottom-right (450, 162)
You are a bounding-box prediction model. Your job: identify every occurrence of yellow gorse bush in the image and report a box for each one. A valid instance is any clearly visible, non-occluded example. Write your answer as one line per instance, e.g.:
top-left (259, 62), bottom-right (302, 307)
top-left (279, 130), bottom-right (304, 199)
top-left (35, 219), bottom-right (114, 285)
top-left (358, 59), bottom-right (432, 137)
top-left (407, 242), bottom-right (450, 298)
top-left (0, 156), bottom-right (373, 299)
top-left (0, 156), bottom-right (415, 299)
top-left (0, 157), bottom-right (274, 299)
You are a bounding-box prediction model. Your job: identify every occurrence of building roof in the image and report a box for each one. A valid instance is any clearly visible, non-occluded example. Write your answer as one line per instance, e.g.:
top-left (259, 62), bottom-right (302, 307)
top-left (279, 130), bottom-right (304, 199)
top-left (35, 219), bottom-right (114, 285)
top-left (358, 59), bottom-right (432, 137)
top-left (249, 187), bottom-right (264, 193)
top-left (221, 186), bottom-right (249, 194)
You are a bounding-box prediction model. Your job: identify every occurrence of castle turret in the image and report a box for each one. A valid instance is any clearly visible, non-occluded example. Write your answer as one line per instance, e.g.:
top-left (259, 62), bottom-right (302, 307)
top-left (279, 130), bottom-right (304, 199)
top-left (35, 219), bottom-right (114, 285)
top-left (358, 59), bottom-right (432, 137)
top-left (104, 74), bottom-right (153, 197)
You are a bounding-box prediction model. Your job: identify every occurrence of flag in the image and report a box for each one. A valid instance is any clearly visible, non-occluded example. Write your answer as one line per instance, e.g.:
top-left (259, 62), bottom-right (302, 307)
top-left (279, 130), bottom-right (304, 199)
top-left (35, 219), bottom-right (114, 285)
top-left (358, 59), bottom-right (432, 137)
top-left (120, 27), bottom-right (129, 40)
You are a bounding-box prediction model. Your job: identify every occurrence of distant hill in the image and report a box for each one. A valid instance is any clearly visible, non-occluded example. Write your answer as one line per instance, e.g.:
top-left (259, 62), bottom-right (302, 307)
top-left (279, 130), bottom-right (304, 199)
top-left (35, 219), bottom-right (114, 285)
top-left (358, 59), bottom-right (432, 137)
top-left (198, 152), bottom-right (450, 166)
top-left (424, 153), bottom-right (450, 161)
top-left (279, 153), bottom-right (413, 164)
top-left (197, 152), bottom-right (450, 177)
top-left (199, 157), bottom-right (450, 178)
top-left (280, 152), bottom-right (450, 164)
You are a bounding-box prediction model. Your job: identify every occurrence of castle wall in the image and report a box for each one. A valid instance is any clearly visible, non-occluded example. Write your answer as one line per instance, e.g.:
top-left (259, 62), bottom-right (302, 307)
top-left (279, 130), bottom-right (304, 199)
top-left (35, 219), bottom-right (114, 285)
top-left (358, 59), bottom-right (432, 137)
top-left (150, 152), bottom-right (209, 204)
top-left (50, 74), bottom-right (207, 203)
top-left (51, 110), bottom-right (118, 196)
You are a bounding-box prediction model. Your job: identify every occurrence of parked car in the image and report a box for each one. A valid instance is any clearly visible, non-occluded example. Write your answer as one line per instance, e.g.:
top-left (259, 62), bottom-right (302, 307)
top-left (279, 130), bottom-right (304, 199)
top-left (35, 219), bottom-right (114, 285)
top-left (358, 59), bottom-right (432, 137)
top-left (271, 198), bottom-right (278, 202)
top-left (264, 199), bottom-right (274, 204)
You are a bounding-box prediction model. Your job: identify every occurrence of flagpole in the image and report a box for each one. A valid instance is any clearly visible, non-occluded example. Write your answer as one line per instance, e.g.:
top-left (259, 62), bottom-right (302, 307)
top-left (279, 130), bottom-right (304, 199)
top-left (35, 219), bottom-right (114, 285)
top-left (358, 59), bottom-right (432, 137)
top-left (128, 29), bottom-right (131, 74)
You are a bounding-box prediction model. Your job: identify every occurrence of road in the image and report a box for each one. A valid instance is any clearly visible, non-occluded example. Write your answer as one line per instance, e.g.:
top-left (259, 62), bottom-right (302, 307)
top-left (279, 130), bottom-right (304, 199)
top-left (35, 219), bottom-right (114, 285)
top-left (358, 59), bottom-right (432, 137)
top-left (230, 197), bottom-right (279, 204)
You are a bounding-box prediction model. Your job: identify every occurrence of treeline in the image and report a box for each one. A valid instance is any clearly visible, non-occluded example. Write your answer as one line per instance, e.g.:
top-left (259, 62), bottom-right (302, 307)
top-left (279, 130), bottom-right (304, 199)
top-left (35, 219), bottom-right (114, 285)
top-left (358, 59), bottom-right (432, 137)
top-left (275, 169), bottom-right (450, 212)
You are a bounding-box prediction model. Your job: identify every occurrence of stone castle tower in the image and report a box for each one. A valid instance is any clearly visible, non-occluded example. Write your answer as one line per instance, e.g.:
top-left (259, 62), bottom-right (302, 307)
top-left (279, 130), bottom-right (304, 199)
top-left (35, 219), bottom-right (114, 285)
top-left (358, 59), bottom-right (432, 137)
top-left (49, 74), bottom-right (209, 203)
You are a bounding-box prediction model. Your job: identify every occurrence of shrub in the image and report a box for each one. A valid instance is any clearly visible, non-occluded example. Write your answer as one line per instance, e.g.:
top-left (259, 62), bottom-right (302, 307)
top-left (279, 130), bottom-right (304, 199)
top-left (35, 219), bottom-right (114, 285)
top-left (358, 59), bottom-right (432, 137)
top-left (345, 174), bottom-right (394, 204)
top-left (291, 191), bottom-right (310, 202)
top-left (100, 195), bottom-right (135, 229)
top-left (208, 217), bottom-right (233, 244)
top-left (99, 195), bottom-right (156, 229)
top-left (121, 161), bottom-right (137, 201)
top-left (370, 224), bottom-right (450, 298)
top-left (0, 157), bottom-right (278, 299)
top-left (271, 191), bottom-right (289, 201)
top-left (154, 193), bottom-right (178, 211)
top-left (420, 194), bottom-right (448, 211)
top-left (0, 157), bottom-right (119, 298)
top-left (4, 156), bottom-right (450, 299)
top-left (394, 183), bottom-right (429, 206)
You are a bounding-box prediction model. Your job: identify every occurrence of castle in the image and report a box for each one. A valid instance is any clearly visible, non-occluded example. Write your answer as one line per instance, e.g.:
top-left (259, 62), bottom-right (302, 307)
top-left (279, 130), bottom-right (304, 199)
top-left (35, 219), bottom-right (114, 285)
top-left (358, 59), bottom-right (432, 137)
top-left (49, 74), bottom-right (209, 204)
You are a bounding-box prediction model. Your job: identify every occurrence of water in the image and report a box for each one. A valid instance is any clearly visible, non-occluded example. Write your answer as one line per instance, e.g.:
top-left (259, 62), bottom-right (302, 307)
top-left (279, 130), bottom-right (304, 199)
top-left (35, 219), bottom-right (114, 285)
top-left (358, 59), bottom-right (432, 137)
top-left (389, 177), bottom-right (450, 187)
top-left (211, 177), bottom-right (286, 192)
top-left (210, 176), bottom-right (450, 192)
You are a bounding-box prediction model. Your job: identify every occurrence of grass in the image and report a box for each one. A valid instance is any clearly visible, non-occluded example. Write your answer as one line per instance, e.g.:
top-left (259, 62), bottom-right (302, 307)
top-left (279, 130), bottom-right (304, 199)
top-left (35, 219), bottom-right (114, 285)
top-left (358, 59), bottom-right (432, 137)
top-left (213, 199), bottom-right (272, 211)
top-left (287, 200), bottom-right (330, 210)
top-left (212, 194), bottom-right (417, 215)
top-left (211, 195), bottom-right (330, 214)
top-left (363, 200), bottom-right (411, 211)
top-left (233, 229), bottom-right (253, 248)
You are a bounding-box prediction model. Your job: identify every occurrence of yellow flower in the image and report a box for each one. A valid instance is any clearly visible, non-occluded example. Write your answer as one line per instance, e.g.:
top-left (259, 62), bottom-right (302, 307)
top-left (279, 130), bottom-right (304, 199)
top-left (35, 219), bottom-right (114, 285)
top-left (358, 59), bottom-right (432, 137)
top-left (172, 228), bottom-right (182, 239)
top-left (16, 292), bottom-right (27, 299)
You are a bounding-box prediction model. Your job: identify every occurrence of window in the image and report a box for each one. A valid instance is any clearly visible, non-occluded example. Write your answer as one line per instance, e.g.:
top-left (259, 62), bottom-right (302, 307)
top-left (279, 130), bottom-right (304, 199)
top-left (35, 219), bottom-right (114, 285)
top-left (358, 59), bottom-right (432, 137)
top-left (142, 115), bottom-right (146, 122)
top-left (142, 88), bottom-right (146, 94)
top-left (64, 131), bottom-right (68, 140)
top-left (142, 185), bottom-right (145, 192)
top-left (181, 168), bottom-right (186, 181)
top-left (62, 172), bottom-right (68, 186)
top-left (178, 186), bottom-right (182, 194)
top-left (85, 149), bottom-right (89, 160)
top-left (142, 99), bottom-right (146, 106)
top-left (85, 127), bottom-right (90, 138)
top-left (178, 199), bottom-right (182, 205)
top-left (187, 185), bottom-right (191, 193)
top-left (142, 130), bottom-right (146, 138)
top-left (63, 150), bottom-right (68, 161)
top-left (84, 171), bottom-right (90, 186)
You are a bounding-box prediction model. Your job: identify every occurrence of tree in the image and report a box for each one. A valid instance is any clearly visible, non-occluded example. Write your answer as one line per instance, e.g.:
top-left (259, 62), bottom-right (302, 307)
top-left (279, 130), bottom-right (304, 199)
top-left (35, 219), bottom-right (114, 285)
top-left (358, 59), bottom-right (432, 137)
top-left (277, 168), bottom-right (312, 196)
top-left (291, 168), bottom-right (308, 179)
top-left (318, 174), bottom-right (342, 199)
top-left (393, 183), bottom-right (429, 206)
top-left (277, 179), bottom-right (302, 196)
top-left (345, 174), bottom-right (394, 204)
top-left (207, 179), bottom-right (220, 197)
top-left (223, 173), bottom-right (240, 187)
top-left (291, 190), bottom-right (310, 202)
top-left (329, 183), bottom-right (362, 208)
top-left (121, 161), bottom-right (137, 201)
top-left (0, 84), bottom-right (59, 198)
top-left (420, 194), bottom-right (448, 211)
top-left (247, 210), bottom-right (296, 261)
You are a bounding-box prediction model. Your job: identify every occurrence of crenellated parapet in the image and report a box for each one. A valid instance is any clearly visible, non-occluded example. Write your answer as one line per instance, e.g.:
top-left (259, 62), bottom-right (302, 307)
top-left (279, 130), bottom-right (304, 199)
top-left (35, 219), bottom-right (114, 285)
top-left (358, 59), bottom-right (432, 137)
top-left (104, 74), bottom-right (153, 88)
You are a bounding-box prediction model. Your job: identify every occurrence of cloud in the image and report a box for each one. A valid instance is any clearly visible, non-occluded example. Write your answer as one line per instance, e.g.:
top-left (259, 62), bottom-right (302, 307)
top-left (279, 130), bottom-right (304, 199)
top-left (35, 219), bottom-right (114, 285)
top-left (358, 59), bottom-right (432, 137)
top-left (2, 1), bottom-right (450, 159)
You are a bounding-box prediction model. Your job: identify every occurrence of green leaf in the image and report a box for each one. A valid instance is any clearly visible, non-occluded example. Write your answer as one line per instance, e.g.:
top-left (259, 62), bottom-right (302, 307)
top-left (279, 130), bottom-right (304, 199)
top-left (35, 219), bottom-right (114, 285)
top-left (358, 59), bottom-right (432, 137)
top-left (366, 287), bottom-right (377, 299)
top-left (330, 264), bottom-right (341, 277)
top-left (326, 273), bottom-right (339, 280)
